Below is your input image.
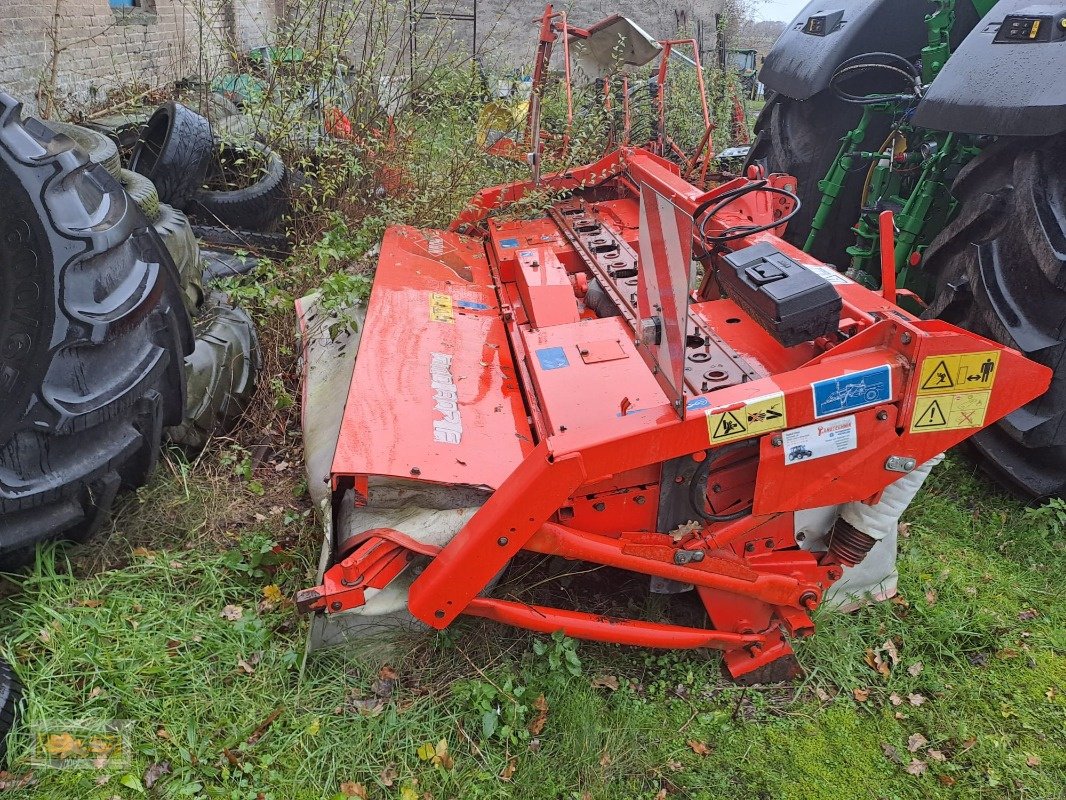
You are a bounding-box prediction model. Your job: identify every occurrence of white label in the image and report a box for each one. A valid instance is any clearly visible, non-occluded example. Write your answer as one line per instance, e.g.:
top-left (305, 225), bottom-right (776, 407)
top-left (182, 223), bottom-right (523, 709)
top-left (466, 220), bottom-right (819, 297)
top-left (783, 415), bottom-right (857, 465)
top-left (806, 264), bottom-right (852, 285)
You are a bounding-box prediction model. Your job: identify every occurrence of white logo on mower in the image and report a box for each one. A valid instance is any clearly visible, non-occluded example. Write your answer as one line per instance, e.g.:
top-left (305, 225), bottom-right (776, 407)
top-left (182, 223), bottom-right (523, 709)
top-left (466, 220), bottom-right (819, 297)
top-left (430, 352), bottom-right (463, 444)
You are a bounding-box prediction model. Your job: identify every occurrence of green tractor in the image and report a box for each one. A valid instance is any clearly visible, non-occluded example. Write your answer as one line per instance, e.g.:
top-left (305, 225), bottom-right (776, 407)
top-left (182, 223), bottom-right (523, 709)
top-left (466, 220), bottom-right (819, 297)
top-left (747, 0), bottom-right (1066, 497)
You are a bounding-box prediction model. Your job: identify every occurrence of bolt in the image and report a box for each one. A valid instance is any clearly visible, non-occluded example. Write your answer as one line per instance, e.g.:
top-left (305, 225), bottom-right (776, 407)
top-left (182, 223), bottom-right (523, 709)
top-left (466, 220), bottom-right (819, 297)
top-left (330, 601), bottom-right (342, 612)
top-left (876, 410), bottom-right (889, 421)
top-left (827, 569), bottom-right (840, 580)
top-left (796, 531), bottom-right (806, 542)
top-left (410, 466), bottom-right (421, 476)
top-left (634, 495), bottom-right (646, 505)
top-left (434, 610), bottom-right (445, 619)
top-left (771, 435), bottom-right (782, 447)
top-left (799, 592), bottom-right (819, 611)
top-left (593, 502), bottom-right (606, 512)
top-left (711, 483), bottom-right (722, 493)
top-left (497, 536), bottom-right (509, 546)
top-left (744, 542), bottom-right (755, 553)
top-left (764, 538), bottom-right (774, 548)
top-left (901, 332), bottom-right (912, 345)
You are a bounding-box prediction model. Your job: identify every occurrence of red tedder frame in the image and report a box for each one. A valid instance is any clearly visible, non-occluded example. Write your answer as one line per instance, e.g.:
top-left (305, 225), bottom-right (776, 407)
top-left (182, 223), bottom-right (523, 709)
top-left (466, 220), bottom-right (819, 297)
top-left (298, 148), bottom-right (1050, 682)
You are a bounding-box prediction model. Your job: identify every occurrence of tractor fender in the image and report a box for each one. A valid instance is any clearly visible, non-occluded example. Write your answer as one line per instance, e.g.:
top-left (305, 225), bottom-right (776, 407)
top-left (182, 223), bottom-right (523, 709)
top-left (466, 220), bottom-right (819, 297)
top-left (760, 0), bottom-right (984, 101)
top-left (913, 1), bottom-right (1066, 136)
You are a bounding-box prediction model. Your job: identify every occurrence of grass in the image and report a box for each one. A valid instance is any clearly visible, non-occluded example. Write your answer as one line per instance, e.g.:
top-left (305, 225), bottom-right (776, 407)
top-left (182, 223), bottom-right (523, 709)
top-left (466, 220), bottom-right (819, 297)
top-left (0, 450), bottom-right (1062, 800)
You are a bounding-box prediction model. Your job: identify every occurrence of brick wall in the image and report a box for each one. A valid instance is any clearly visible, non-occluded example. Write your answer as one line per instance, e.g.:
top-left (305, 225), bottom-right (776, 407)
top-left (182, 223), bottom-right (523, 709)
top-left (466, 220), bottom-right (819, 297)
top-left (0, 0), bottom-right (276, 116)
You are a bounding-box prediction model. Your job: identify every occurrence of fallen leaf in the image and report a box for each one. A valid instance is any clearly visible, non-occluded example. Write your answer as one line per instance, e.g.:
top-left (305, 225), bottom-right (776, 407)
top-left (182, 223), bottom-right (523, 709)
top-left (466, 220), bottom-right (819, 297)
top-left (881, 743), bottom-right (902, 764)
top-left (379, 765), bottom-right (397, 786)
top-left (599, 750), bottom-right (611, 767)
top-left (155, 727), bottom-right (170, 740)
top-left (131, 547), bottom-right (155, 558)
top-left (906, 759), bottom-right (927, 777)
top-left (143, 761), bottom-right (170, 789)
top-left (890, 595), bottom-right (910, 608)
top-left (88, 686), bottom-right (102, 701)
top-left (907, 662), bottom-right (924, 677)
top-left (237, 654), bottom-right (260, 675)
top-left (959, 736), bottom-right (977, 753)
top-left (889, 693), bottom-right (903, 706)
top-left (665, 760), bottom-right (683, 772)
top-left (528, 694), bottom-right (548, 736)
top-left (339, 781), bottom-right (368, 798)
top-left (654, 790), bottom-right (668, 800)
top-left (415, 739), bottom-right (453, 770)
top-left (687, 740), bottom-right (712, 756)
top-left (44, 733), bottom-right (84, 758)
top-left (166, 639), bottom-right (182, 655)
top-left (500, 759), bottom-right (516, 781)
top-left (80, 599), bottom-right (104, 608)
top-left (853, 688), bottom-right (870, 702)
top-left (379, 664), bottom-right (398, 681)
top-left (1026, 754), bottom-right (1041, 768)
top-left (924, 589), bottom-right (937, 606)
top-left (898, 521), bottom-right (911, 538)
top-left (927, 749), bottom-right (946, 762)
top-left (907, 733), bottom-right (929, 753)
top-left (907, 693), bottom-right (927, 707)
top-left (881, 639), bottom-right (900, 667)
top-left (399, 787), bottom-right (419, 800)
top-left (220, 605), bottom-right (243, 621)
top-left (938, 775), bottom-right (956, 787)
top-left (864, 649), bottom-right (889, 678)
top-left (591, 674), bottom-right (620, 691)
top-left (814, 687), bottom-right (832, 701)
top-left (0, 772), bottom-right (37, 791)
top-left (1018, 609), bottom-right (1038, 622)
top-left (527, 739), bottom-right (541, 753)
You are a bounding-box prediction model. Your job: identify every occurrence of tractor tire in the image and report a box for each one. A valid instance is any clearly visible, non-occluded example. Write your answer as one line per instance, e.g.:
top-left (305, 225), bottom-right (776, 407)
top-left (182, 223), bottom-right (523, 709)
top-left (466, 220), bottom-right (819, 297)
top-left (167, 291), bottom-right (261, 451)
top-left (923, 134), bottom-right (1066, 498)
top-left (129, 101), bottom-right (213, 210)
top-left (154, 203), bottom-right (204, 316)
top-left (744, 90), bottom-right (889, 266)
top-left (119, 167), bottom-right (161, 223)
top-left (43, 120), bottom-right (122, 179)
top-left (0, 92), bottom-right (193, 565)
top-left (191, 224), bottom-right (291, 258)
top-left (190, 140), bottom-right (289, 232)
top-left (0, 659), bottom-right (20, 766)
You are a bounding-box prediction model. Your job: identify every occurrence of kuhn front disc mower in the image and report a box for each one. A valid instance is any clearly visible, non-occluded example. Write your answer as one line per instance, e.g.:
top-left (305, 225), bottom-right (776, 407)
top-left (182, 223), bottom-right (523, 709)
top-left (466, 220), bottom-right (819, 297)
top-left (296, 148), bottom-right (1048, 682)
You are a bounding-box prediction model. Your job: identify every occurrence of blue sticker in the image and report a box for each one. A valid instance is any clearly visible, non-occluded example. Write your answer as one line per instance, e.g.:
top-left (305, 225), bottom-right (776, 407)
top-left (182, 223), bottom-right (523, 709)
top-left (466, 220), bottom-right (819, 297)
top-left (456, 300), bottom-right (490, 311)
top-left (536, 347), bottom-right (570, 371)
top-left (499, 238), bottom-right (520, 248)
top-left (812, 365), bottom-right (891, 418)
top-left (686, 397), bottom-right (711, 411)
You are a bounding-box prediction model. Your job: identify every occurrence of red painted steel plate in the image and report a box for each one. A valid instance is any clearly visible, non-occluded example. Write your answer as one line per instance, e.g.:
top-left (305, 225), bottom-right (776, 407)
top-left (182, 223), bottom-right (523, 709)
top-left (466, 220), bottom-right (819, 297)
top-left (331, 226), bottom-right (534, 490)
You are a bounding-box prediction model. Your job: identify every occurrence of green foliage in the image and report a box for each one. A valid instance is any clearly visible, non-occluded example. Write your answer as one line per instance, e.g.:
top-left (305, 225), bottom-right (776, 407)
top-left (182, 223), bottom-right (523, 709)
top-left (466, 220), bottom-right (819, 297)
top-left (532, 630), bottom-right (583, 678)
top-left (1022, 496), bottom-right (1066, 539)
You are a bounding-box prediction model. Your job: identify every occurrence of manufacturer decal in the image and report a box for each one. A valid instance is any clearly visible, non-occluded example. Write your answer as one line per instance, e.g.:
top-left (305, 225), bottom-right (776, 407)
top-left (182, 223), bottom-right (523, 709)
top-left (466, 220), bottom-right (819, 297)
top-left (917, 351), bottom-right (999, 394)
top-left (706, 392), bottom-right (787, 444)
top-left (430, 352), bottom-right (462, 444)
top-left (783, 415), bottom-right (857, 465)
top-left (812, 365), bottom-right (891, 418)
top-left (498, 238), bottom-right (520, 248)
top-left (910, 391), bottom-right (991, 433)
top-left (429, 292), bottom-right (454, 323)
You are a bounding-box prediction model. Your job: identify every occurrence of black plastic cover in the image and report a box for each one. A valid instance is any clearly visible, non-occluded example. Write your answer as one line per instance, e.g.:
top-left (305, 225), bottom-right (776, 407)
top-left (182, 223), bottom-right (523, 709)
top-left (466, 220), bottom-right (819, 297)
top-left (759, 0), bottom-right (984, 101)
top-left (913, 1), bottom-right (1066, 136)
top-left (718, 243), bottom-right (843, 348)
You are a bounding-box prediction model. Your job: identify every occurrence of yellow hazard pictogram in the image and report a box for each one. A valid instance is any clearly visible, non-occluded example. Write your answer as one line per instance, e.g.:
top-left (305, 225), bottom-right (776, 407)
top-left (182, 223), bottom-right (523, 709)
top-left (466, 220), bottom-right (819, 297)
top-left (917, 351), bottom-right (999, 395)
top-left (910, 391), bottom-right (991, 433)
top-left (707, 393), bottom-right (787, 444)
top-left (429, 292), bottom-right (455, 323)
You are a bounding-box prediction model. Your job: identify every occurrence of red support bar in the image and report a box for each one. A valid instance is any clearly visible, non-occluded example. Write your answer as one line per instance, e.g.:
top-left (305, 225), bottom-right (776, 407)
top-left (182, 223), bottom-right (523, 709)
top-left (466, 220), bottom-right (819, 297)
top-left (879, 209), bottom-right (898, 304)
top-left (463, 597), bottom-right (765, 650)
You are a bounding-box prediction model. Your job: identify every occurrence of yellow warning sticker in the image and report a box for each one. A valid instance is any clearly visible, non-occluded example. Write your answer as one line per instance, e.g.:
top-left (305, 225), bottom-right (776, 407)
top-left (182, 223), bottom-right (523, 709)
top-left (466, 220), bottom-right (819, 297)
top-left (429, 292), bottom-right (454, 323)
top-left (917, 351), bottom-right (1000, 395)
top-left (707, 393), bottom-right (787, 444)
top-left (910, 391), bottom-right (991, 433)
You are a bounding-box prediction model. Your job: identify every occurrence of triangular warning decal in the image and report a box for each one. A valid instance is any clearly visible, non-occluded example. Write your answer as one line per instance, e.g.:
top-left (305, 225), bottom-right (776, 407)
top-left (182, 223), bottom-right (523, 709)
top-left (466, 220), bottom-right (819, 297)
top-left (921, 360), bottom-right (954, 391)
top-left (712, 411), bottom-right (747, 440)
top-left (914, 399), bottom-right (948, 428)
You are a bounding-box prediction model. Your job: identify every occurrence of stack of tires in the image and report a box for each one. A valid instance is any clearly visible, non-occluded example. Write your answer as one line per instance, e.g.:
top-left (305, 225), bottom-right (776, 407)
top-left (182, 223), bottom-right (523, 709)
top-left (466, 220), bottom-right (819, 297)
top-left (0, 96), bottom-right (266, 567)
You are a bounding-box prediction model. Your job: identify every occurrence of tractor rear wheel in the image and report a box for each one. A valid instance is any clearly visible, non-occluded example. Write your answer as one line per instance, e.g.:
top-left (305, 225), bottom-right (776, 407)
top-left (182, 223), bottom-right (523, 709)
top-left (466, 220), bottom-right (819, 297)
top-left (744, 90), bottom-right (885, 266)
top-left (0, 92), bottom-right (193, 565)
top-left (922, 134), bottom-right (1066, 498)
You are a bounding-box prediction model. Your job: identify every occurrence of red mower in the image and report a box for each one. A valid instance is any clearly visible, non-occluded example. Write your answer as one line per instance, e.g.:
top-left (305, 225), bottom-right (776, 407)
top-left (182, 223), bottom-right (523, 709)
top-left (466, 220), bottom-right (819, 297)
top-left (296, 147), bottom-right (1048, 683)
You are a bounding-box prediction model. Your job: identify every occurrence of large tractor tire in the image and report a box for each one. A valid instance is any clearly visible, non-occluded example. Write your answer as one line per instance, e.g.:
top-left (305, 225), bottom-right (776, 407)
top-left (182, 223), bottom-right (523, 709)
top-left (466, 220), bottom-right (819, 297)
top-left (745, 90), bottom-right (889, 266)
top-left (0, 92), bottom-right (193, 565)
top-left (922, 135), bottom-right (1066, 498)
